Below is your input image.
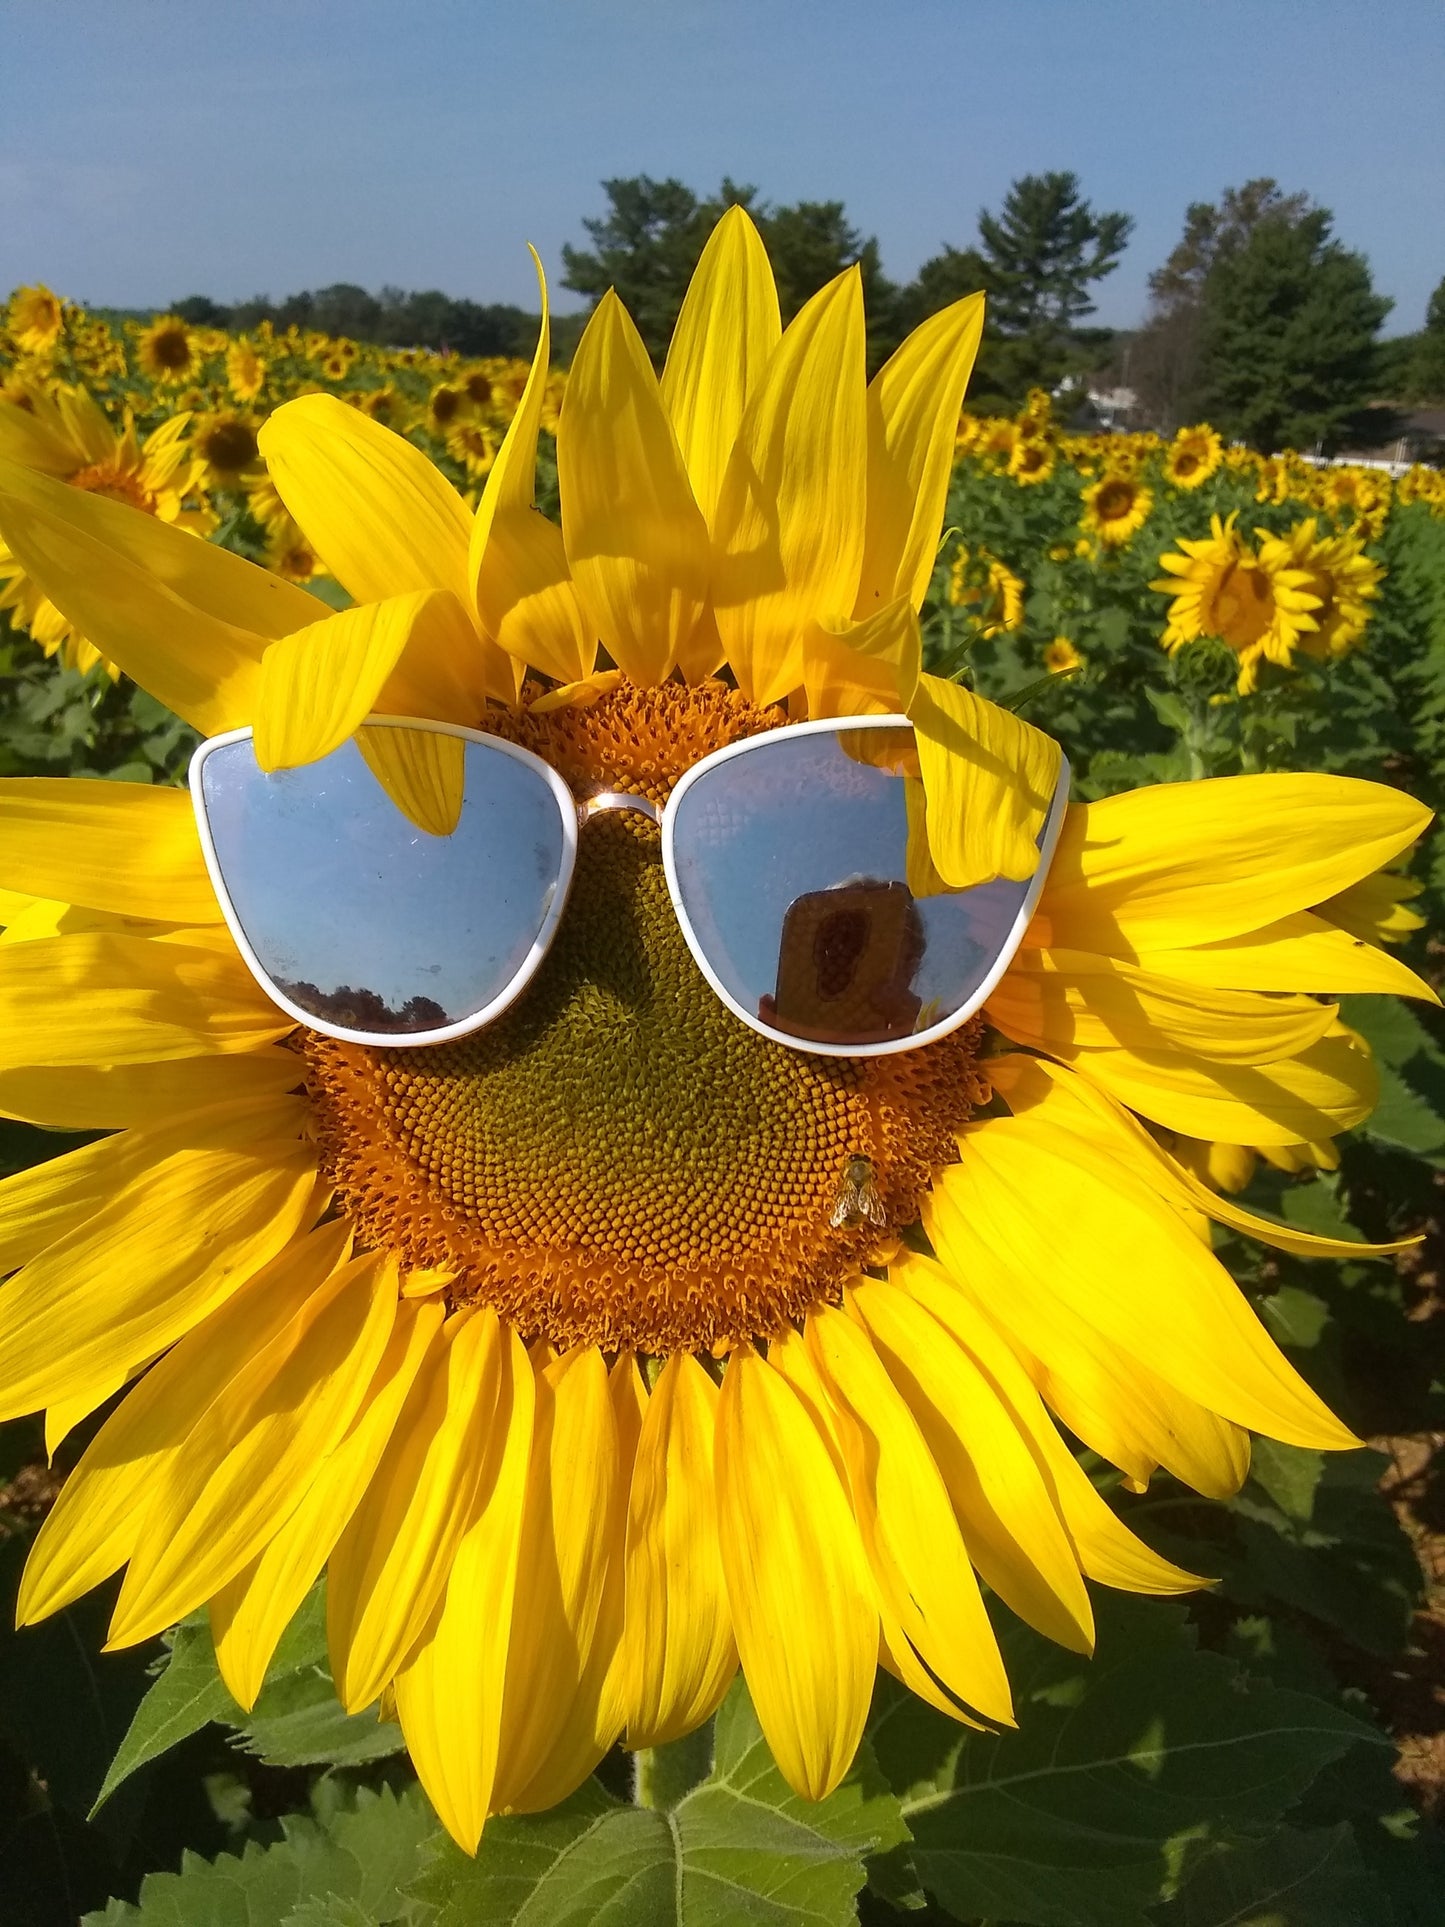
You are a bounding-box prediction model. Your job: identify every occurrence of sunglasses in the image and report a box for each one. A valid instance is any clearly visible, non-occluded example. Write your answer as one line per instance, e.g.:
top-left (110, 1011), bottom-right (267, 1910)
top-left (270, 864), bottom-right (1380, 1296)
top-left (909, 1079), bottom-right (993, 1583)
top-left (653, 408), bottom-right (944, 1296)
top-left (189, 714), bottom-right (1070, 1059)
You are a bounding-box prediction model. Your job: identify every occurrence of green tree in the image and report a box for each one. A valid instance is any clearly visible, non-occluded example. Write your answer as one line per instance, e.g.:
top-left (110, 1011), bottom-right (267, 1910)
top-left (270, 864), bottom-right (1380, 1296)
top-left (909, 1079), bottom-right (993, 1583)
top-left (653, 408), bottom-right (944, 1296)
top-left (1197, 204), bottom-right (1391, 451)
top-left (1407, 273), bottom-right (1445, 400)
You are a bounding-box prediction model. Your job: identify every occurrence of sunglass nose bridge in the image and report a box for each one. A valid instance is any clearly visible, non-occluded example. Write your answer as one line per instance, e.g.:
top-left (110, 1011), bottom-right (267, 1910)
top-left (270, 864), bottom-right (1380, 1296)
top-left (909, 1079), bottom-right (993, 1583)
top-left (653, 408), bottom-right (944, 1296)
top-left (580, 790), bottom-right (663, 827)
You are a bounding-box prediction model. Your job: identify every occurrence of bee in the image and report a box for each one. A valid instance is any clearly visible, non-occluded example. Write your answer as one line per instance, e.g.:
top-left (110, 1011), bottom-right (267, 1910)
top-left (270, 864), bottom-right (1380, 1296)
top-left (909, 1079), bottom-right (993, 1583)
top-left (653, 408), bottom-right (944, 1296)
top-left (829, 1155), bottom-right (888, 1231)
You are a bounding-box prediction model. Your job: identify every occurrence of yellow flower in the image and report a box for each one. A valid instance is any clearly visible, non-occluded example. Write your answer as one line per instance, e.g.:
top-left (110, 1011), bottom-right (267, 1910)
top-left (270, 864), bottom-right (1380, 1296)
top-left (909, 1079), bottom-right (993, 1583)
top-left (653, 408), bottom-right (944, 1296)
top-left (8, 285), bottom-right (65, 356)
top-left (1044, 636), bottom-right (1084, 674)
top-left (1081, 470), bottom-right (1153, 548)
top-left (0, 383), bottom-right (201, 671)
top-left (427, 383), bottom-right (465, 431)
top-left (0, 209), bottom-right (1431, 1854)
top-left (1152, 512), bottom-right (1321, 692)
top-left (193, 411), bottom-right (262, 489)
top-left (947, 546), bottom-right (1025, 635)
top-left (226, 338), bottom-right (267, 404)
top-left (1164, 424), bottom-right (1223, 490)
top-left (1007, 433), bottom-right (1055, 486)
top-left (136, 315), bottom-right (198, 384)
top-left (1277, 518), bottom-right (1383, 660)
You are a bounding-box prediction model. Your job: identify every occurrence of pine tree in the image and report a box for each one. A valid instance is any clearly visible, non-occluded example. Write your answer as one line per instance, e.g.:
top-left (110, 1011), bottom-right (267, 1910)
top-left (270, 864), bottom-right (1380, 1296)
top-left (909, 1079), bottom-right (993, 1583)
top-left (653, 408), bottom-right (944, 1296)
top-left (1198, 206), bottom-right (1391, 452)
top-left (1407, 275), bottom-right (1445, 401)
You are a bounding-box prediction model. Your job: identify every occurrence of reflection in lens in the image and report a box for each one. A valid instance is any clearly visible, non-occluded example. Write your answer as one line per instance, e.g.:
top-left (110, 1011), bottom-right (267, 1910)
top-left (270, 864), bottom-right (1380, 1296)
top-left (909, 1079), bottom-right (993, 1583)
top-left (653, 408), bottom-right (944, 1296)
top-left (669, 724), bottom-right (1051, 1048)
top-left (198, 728), bottom-right (570, 1036)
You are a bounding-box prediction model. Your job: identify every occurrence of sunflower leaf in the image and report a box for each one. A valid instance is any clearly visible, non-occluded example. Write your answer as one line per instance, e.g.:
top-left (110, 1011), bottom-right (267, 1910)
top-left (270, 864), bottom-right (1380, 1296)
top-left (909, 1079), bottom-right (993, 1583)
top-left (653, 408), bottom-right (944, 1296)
top-left (866, 1593), bottom-right (1382, 1927)
top-left (90, 1618), bottom-right (235, 1817)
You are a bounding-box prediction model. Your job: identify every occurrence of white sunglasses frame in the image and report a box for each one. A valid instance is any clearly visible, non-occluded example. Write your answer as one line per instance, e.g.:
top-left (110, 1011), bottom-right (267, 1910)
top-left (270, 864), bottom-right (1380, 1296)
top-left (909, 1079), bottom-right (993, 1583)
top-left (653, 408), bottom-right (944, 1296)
top-left (190, 712), bottom-right (1070, 1059)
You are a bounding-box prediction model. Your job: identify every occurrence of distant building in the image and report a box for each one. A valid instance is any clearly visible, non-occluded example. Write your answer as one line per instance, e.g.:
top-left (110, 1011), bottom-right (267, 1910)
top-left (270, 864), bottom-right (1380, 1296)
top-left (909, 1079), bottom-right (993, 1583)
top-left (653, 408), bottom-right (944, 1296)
top-left (1324, 407), bottom-right (1445, 474)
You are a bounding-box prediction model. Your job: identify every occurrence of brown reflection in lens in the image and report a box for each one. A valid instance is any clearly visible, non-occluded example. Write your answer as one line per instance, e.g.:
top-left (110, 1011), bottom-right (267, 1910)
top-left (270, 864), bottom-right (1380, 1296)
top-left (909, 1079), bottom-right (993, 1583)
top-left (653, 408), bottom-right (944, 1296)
top-left (759, 879), bottom-right (926, 1045)
top-left (276, 977), bottom-right (451, 1035)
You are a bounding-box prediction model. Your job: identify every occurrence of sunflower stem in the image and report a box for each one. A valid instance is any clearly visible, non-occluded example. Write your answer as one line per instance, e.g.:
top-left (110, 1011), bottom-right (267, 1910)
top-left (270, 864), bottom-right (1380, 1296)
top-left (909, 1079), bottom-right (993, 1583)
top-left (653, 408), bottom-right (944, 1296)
top-left (632, 1720), bottom-right (716, 1810)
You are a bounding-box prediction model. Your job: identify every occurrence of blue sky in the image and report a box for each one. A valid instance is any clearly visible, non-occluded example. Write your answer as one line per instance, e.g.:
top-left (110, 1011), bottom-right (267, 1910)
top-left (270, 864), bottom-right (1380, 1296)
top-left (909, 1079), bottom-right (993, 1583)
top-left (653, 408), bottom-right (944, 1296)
top-left (3, 0), bottom-right (1440, 333)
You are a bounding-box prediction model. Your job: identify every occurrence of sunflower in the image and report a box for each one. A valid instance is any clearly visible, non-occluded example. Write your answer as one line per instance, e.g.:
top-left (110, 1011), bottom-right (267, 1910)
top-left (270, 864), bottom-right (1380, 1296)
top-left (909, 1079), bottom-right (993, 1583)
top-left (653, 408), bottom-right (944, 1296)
top-left (1153, 512), bottom-right (1322, 692)
top-left (1081, 470), bottom-right (1153, 548)
top-left (226, 338), bottom-right (267, 404)
top-left (0, 383), bottom-right (202, 672)
top-left (1043, 636), bottom-right (1084, 674)
top-left (193, 411), bottom-right (262, 489)
top-left (0, 210), bottom-right (1434, 1855)
top-left (947, 546), bottom-right (1025, 635)
top-left (1007, 433), bottom-right (1055, 486)
top-left (1277, 517), bottom-right (1384, 661)
top-left (1163, 424), bottom-right (1223, 491)
top-left (8, 285), bottom-right (66, 357)
top-left (427, 383), bottom-right (465, 431)
top-left (136, 315), bottom-right (198, 384)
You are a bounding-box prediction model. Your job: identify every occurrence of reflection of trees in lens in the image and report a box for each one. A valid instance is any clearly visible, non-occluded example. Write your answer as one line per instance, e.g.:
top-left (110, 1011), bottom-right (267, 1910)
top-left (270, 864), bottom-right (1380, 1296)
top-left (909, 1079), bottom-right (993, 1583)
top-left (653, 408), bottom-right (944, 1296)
top-left (275, 977), bottom-right (450, 1035)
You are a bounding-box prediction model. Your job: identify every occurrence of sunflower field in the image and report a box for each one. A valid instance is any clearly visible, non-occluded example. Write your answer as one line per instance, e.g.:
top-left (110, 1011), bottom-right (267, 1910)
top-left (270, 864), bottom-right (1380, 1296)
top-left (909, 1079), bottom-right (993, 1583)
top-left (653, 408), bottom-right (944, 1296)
top-left (1, 259), bottom-right (1445, 1926)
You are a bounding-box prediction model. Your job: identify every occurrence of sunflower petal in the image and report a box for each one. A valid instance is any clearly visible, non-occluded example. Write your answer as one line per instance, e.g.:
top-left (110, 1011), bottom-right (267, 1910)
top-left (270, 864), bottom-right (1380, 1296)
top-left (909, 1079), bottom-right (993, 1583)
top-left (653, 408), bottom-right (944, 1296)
top-left (1128, 912), bottom-right (1439, 1004)
top-left (0, 780), bottom-right (220, 924)
top-left (801, 598), bottom-right (921, 721)
top-left (108, 1252), bottom-right (397, 1647)
top-left (258, 394), bottom-right (473, 609)
top-left (908, 673), bottom-right (1063, 889)
top-left (558, 292), bottom-right (710, 685)
top-left (711, 270), bottom-right (868, 705)
top-left (855, 293), bottom-right (985, 615)
top-left (0, 1050), bottom-right (303, 1131)
top-left (355, 725), bottom-right (465, 838)
top-left (392, 1323), bottom-right (534, 1854)
top-left (660, 206), bottom-right (782, 529)
top-left (622, 1352), bottom-right (736, 1748)
top-left (714, 1342), bottom-right (876, 1800)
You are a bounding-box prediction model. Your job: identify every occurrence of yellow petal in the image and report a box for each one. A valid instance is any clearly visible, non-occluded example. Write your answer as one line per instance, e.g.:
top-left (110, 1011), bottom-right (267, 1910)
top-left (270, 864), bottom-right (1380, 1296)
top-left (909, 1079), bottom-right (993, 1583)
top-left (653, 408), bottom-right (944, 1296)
top-left (714, 1342), bottom-right (876, 1800)
top-left (473, 507), bottom-right (595, 687)
top-left (621, 1352), bottom-right (736, 1747)
top-left (355, 724), bottom-right (465, 838)
top-left (558, 292), bottom-right (710, 685)
top-left (0, 458), bottom-right (315, 732)
top-left (108, 1252), bottom-right (397, 1647)
top-left (493, 1345), bottom-right (628, 1811)
top-left (328, 1307), bottom-right (505, 1712)
top-left (908, 673), bottom-right (1062, 889)
top-left (210, 1298), bottom-right (443, 1708)
top-left (849, 1281), bottom-right (1094, 1654)
top-left (711, 269), bottom-right (867, 705)
top-left (17, 1222), bottom-right (351, 1626)
top-left (0, 1049), bottom-right (302, 1131)
top-left (855, 294), bottom-right (985, 615)
top-left (928, 1108), bottom-right (1358, 1451)
top-left (1128, 912), bottom-right (1438, 1005)
top-left (0, 933), bottom-right (293, 1070)
top-left (1034, 776), bottom-right (1434, 955)
top-left (0, 780), bottom-right (220, 924)
top-left (392, 1323), bottom-right (534, 1854)
top-left (258, 394), bottom-right (473, 608)
top-left (254, 591), bottom-right (463, 771)
top-left (660, 205), bottom-right (782, 529)
top-left (0, 1141), bottom-right (319, 1424)
top-left (801, 598), bottom-right (921, 722)
top-left (989, 947), bottom-right (1339, 1064)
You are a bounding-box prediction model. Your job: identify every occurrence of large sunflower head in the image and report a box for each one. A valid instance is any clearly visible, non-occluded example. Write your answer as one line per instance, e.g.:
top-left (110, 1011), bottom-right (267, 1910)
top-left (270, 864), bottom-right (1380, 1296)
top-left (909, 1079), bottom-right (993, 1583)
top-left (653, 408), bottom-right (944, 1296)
top-left (0, 210), bottom-right (1435, 1854)
top-left (1152, 510), bottom-right (1322, 691)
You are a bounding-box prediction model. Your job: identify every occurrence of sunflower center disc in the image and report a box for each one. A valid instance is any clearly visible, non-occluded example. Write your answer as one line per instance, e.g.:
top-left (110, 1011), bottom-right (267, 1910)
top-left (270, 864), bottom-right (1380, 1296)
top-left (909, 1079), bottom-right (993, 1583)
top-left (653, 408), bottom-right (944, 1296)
top-left (303, 680), bottom-right (987, 1355)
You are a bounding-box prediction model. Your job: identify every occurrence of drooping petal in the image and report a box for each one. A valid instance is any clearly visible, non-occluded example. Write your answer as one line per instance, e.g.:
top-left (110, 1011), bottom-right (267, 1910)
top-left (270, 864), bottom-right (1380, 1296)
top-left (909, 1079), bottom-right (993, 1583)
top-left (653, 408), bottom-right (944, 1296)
top-left (908, 673), bottom-right (1063, 889)
top-left (258, 394), bottom-right (473, 609)
top-left (1033, 777), bottom-right (1434, 955)
top-left (927, 1108), bottom-right (1359, 1451)
top-left (855, 293), bottom-right (985, 615)
top-left (210, 1298), bottom-right (443, 1708)
top-left (355, 725), bottom-right (466, 838)
top-left (0, 459), bottom-right (316, 731)
top-left (107, 1252), bottom-right (397, 1647)
top-left (392, 1323), bottom-right (534, 1854)
top-left (328, 1307), bottom-right (504, 1712)
top-left (0, 934), bottom-right (294, 1069)
top-left (0, 780), bottom-right (221, 924)
top-left (558, 292), bottom-right (711, 685)
top-left (849, 1281), bottom-right (1094, 1653)
top-left (801, 598), bottom-right (921, 721)
top-left (714, 1342), bottom-right (876, 1800)
top-left (660, 205), bottom-right (782, 530)
top-left (621, 1352), bottom-right (736, 1747)
top-left (17, 1222), bottom-right (351, 1626)
top-left (0, 1141), bottom-right (320, 1424)
top-left (711, 270), bottom-right (868, 705)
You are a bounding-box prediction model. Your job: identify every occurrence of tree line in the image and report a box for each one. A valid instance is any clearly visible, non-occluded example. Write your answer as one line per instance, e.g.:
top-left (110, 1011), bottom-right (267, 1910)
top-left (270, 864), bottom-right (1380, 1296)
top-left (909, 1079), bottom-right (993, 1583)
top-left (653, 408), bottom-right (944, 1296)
top-left (172, 173), bottom-right (1445, 455)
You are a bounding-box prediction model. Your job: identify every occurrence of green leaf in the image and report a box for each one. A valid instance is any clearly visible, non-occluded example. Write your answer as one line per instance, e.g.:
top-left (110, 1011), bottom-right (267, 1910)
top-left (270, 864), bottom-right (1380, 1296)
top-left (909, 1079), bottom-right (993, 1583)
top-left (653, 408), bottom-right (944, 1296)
top-left (230, 1585), bottom-right (404, 1769)
top-left (82, 1782), bottom-right (435, 1925)
top-left (1247, 1439), bottom-right (1325, 1522)
top-left (410, 1677), bottom-right (906, 1926)
top-left (1152, 1824), bottom-right (1378, 1925)
top-left (91, 1619), bottom-right (237, 1816)
top-left (867, 1595), bottom-right (1382, 1927)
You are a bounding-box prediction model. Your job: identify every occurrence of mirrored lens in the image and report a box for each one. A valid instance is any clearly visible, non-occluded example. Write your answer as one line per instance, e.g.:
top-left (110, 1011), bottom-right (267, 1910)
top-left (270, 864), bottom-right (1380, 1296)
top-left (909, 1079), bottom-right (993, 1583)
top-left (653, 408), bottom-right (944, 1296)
top-left (198, 727), bottom-right (569, 1037)
top-left (669, 724), bottom-right (1048, 1048)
